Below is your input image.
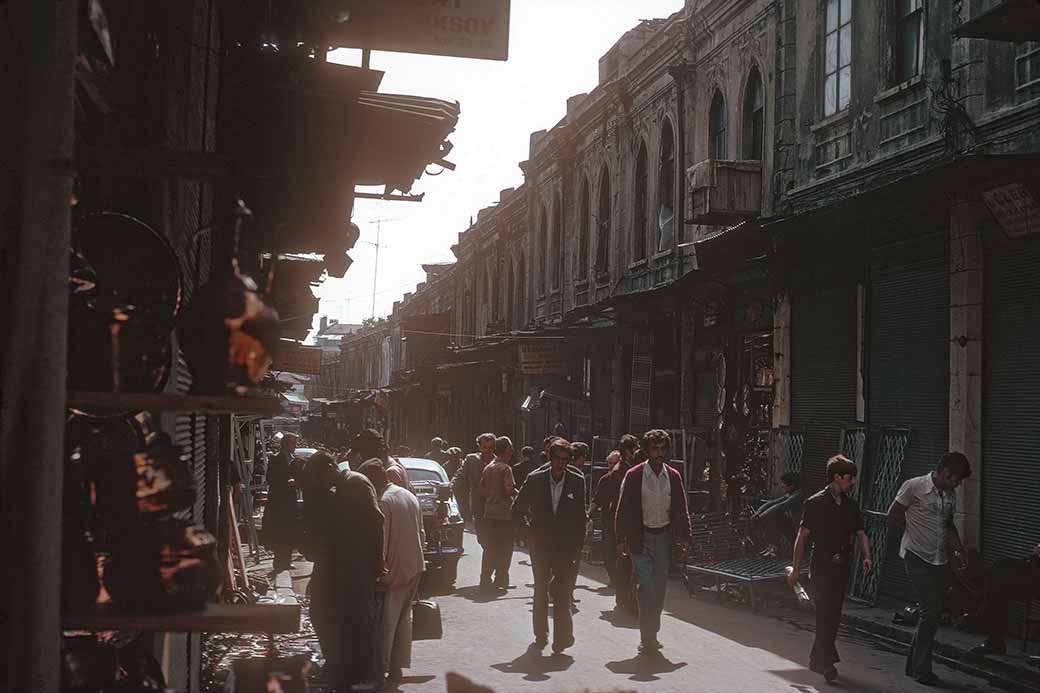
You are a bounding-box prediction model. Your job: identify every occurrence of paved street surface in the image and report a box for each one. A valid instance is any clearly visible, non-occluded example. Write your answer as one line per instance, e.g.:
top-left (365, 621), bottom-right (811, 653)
top-left (376, 530), bottom-right (1002, 693)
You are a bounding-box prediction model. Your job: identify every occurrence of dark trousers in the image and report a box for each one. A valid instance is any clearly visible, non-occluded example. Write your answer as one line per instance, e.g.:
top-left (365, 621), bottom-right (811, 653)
top-left (905, 552), bottom-right (946, 678)
top-left (809, 563), bottom-right (848, 670)
top-left (532, 548), bottom-right (577, 645)
top-left (980, 557), bottom-right (1040, 647)
top-left (273, 543), bottom-right (293, 571)
top-left (480, 519), bottom-right (514, 587)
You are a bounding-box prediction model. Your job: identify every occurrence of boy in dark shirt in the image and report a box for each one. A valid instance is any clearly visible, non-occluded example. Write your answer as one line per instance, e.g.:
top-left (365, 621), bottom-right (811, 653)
top-left (787, 455), bottom-right (873, 683)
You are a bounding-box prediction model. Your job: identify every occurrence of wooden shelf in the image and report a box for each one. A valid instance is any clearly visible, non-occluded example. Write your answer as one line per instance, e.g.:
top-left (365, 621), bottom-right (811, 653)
top-left (63, 602), bottom-right (300, 633)
top-left (67, 391), bottom-right (282, 416)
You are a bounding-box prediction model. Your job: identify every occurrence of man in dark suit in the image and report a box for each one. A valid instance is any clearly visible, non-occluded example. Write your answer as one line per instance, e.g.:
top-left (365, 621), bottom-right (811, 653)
top-left (512, 439), bottom-right (587, 654)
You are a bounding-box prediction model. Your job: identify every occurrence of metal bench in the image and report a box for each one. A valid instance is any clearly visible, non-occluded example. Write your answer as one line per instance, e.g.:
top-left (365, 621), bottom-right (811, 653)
top-left (683, 511), bottom-right (791, 610)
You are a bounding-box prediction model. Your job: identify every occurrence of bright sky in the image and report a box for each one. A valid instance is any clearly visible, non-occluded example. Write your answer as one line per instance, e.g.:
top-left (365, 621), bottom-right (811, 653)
top-left (315, 0), bottom-right (684, 331)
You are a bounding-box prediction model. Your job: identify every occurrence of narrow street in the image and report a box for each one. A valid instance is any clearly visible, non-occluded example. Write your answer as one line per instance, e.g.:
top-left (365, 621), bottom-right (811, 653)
top-left (368, 530), bottom-right (1001, 693)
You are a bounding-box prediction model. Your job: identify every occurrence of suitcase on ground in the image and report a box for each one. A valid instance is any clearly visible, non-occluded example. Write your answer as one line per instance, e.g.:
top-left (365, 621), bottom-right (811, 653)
top-left (412, 598), bottom-right (442, 640)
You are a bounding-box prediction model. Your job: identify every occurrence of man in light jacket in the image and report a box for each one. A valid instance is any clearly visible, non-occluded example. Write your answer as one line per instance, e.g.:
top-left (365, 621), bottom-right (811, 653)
top-left (478, 436), bottom-right (518, 591)
top-left (357, 459), bottom-right (425, 683)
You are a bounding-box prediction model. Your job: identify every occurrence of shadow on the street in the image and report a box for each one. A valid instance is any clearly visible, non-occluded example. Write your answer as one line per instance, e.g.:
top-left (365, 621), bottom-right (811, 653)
top-left (453, 585), bottom-right (530, 605)
top-left (490, 642), bottom-right (576, 682)
top-left (598, 608), bottom-right (639, 630)
top-left (604, 652), bottom-right (688, 682)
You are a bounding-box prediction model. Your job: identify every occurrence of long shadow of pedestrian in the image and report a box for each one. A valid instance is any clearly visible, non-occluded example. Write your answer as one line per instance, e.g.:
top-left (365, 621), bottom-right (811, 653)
top-left (454, 585), bottom-right (530, 605)
top-left (605, 652), bottom-right (688, 682)
top-left (490, 643), bottom-right (575, 682)
top-left (598, 608), bottom-right (639, 630)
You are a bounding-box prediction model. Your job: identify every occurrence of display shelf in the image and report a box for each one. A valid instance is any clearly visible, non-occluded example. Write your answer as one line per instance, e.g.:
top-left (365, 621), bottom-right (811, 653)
top-left (67, 391), bottom-right (282, 416)
top-left (63, 602), bottom-right (300, 633)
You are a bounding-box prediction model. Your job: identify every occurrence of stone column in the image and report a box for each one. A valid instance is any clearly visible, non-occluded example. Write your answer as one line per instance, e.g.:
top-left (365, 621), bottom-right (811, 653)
top-left (948, 194), bottom-right (988, 548)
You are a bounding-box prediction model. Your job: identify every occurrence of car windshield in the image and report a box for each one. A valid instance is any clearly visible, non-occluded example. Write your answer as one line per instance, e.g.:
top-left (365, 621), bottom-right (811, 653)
top-left (407, 468), bottom-right (445, 484)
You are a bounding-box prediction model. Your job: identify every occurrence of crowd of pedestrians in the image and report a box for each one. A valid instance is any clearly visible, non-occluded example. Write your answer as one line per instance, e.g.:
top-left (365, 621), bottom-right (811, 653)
top-left (264, 424), bottom-right (1037, 690)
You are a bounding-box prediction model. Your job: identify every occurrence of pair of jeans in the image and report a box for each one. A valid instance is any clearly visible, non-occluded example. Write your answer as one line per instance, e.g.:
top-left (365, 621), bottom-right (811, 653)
top-left (479, 519), bottom-right (513, 587)
top-left (632, 529), bottom-right (671, 643)
top-left (531, 548), bottom-right (577, 645)
top-left (809, 562), bottom-right (848, 670)
top-left (905, 551), bottom-right (946, 678)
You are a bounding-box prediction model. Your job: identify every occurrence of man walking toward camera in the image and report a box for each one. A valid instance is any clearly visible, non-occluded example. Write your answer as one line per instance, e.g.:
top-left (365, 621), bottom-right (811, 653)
top-left (788, 455), bottom-right (872, 684)
top-left (889, 452), bottom-right (972, 686)
top-left (512, 439), bottom-right (586, 654)
top-left (615, 430), bottom-right (691, 655)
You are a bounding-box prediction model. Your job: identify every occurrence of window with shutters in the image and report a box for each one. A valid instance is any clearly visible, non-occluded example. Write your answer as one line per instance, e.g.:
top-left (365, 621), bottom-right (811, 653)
top-left (633, 142), bottom-right (648, 262)
top-left (1016, 42), bottom-right (1040, 100)
top-left (538, 206), bottom-right (548, 295)
top-left (823, 0), bottom-right (853, 117)
top-left (709, 91), bottom-right (727, 159)
top-left (578, 175), bottom-right (590, 279)
top-left (596, 166), bottom-right (611, 276)
top-left (658, 120), bottom-right (675, 253)
top-left (743, 68), bottom-right (765, 160)
top-left (892, 0), bottom-right (923, 85)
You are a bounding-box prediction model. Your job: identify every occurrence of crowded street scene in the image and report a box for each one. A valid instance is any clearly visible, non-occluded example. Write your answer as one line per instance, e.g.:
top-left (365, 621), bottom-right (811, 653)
top-left (2, 1), bottom-right (1040, 692)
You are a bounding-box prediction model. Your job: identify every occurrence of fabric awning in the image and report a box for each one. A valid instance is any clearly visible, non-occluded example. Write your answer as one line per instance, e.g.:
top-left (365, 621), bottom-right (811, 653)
top-left (952, 0), bottom-right (1040, 43)
top-left (692, 221), bottom-right (769, 271)
top-left (352, 92), bottom-right (460, 192)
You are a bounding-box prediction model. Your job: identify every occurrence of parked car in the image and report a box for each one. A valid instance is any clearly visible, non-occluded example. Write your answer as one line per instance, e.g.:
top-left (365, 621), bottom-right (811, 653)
top-left (399, 457), bottom-right (465, 585)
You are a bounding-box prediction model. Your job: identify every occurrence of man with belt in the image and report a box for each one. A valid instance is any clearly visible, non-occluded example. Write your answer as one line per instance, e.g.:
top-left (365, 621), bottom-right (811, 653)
top-left (478, 436), bottom-right (518, 592)
top-left (615, 429), bottom-right (692, 654)
top-left (888, 452), bottom-right (972, 686)
top-left (512, 438), bottom-right (587, 653)
top-left (788, 455), bottom-right (872, 683)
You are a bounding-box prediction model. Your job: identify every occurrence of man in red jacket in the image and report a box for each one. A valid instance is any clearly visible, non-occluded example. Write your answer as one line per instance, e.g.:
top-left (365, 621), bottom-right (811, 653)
top-left (615, 429), bottom-right (691, 654)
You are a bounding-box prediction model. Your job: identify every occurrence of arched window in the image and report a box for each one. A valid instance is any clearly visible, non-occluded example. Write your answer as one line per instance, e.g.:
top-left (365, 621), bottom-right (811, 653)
top-left (743, 68), bottom-right (764, 160)
top-left (505, 258), bottom-right (515, 328)
top-left (578, 175), bottom-right (590, 279)
top-left (552, 193), bottom-right (563, 290)
top-left (517, 252), bottom-right (526, 324)
top-left (658, 120), bottom-right (675, 253)
top-left (539, 206), bottom-right (548, 294)
top-left (709, 90), bottom-right (727, 160)
top-left (633, 140), bottom-right (648, 261)
top-left (595, 166), bottom-right (611, 275)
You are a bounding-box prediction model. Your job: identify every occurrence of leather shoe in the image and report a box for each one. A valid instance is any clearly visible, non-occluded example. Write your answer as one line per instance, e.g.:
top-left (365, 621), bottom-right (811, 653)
top-left (915, 673), bottom-right (939, 686)
top-left (823, 666), bottom-right (838, 683)
top-left (534, 636), bottom-right (547, 648)
top-left (971, 641), bottom-right (1006, 656)
top-left (552, 636), bottom-right (574, 654)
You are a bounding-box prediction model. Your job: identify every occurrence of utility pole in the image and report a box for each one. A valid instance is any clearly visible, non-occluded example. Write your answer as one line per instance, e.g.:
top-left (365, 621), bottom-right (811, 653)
top-left (371, 218), bottom-right (381, 318)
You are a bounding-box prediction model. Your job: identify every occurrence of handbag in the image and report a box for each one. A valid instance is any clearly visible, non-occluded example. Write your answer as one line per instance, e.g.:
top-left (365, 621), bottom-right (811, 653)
top-left (412, 599), bottom-right (442, 641)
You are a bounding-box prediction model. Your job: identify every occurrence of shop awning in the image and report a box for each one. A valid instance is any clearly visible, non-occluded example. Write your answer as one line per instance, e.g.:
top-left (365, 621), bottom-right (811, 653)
top-left (766, 153), bottom-right (1040, 242)
top-left (281, 392), bottom-right (309, 405)
top-left (952, 0), bottom-right (1040, 43)
top-left (353, 92), bottom-right (460, 192)
top-left (692, 220), bottom-right (769, 271)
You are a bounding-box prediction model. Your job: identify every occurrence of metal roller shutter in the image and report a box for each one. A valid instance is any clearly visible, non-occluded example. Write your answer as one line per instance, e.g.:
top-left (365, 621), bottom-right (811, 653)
top-left (868, 236), bottom-right (948, 600)
top-left (790, 287), bottom-right (858, 492)
top-left (982, 240), bottom-right (1040, 564)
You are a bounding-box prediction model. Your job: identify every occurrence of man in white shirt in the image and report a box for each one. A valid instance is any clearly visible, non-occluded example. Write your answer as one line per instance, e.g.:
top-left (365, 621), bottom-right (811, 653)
top-left (357, 459), bottom-right (426, 684)
top-left (615, 430), bottom-right (692, 655)
top-left (888, 452), bottom-right (972, 686)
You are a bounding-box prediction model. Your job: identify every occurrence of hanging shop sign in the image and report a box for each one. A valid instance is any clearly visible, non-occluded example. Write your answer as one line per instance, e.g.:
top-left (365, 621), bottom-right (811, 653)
top-left (273, 341), bottom-right (323, 375)
top-left (518, 344), bottom-right (566, 375)
top-left (982, 182), bottom-right (1040, 238)
top-left (334, 0), bottom-right (511, 61)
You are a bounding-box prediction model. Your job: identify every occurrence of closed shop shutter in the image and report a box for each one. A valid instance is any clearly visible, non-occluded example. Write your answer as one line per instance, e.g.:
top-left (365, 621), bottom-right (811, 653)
top-left (982, 240), bottom-right (1040, 564)
top-left (629, 331), bottom-right (653, 434)
top-left (173, 349), bottom-right (207, 525)
top-left (790, 287), bottom-right (858, 492)
top-left (868, 236), bottom-right (948, 600)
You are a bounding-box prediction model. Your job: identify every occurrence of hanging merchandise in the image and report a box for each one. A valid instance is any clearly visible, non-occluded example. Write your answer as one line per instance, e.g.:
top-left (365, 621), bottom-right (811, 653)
top-left (104, 520), bottom-right (221, 611)
top-left (61, 635), bottom-right (166, 691)
top-left (66, 212), bottom-right (182, 403)
top-left (178, 200), bottom-right (280, 395)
